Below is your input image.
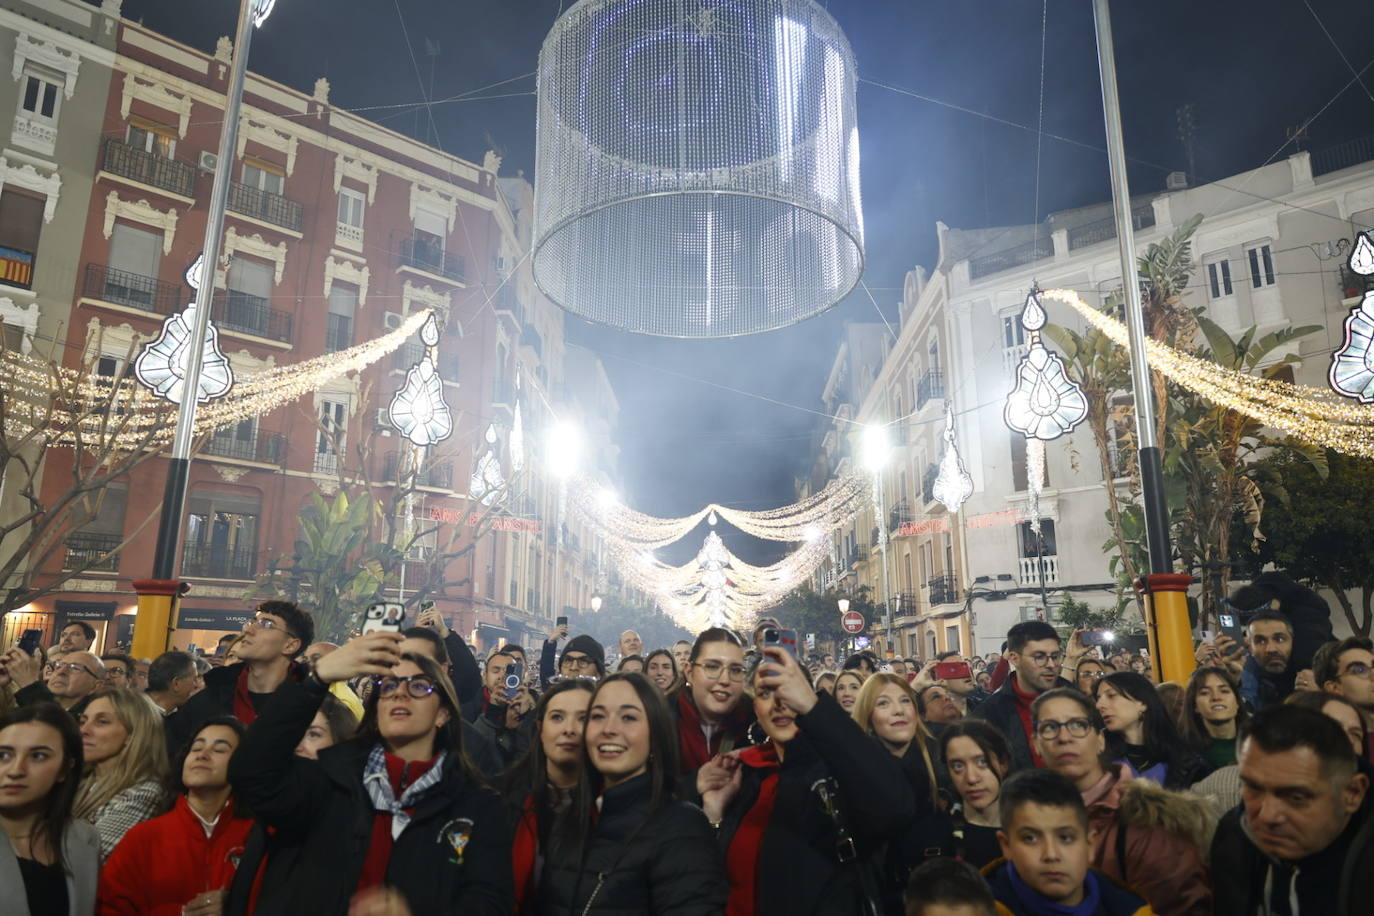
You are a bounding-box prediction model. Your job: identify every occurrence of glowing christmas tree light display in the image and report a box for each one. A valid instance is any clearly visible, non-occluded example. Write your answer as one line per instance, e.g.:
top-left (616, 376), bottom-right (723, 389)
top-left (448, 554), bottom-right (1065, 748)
top-left (932, 404), bottom-right (974, 513)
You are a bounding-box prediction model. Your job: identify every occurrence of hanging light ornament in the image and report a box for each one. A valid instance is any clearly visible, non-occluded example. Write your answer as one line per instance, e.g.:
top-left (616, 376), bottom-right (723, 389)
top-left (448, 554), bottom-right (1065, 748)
top-left (1004, 290), bottom-right (1089, 440)
top-left (387, 313), bottom-right (453, 446)
top-left (134, 253), bottom-right (234, 405)
top-left (469, 424), bottom-right (505, 505)
top-left (931, 404), bottom-right (974, 513)
top-left (1329, 232), bottom-right (1374, 403)
top-left (531, 0), bottom-right (864, 337)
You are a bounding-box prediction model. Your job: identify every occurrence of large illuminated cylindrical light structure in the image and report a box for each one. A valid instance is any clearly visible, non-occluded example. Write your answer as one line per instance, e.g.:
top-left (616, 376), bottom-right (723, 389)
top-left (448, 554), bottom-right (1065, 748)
top-left (532, 0), bottom-right (864, 337)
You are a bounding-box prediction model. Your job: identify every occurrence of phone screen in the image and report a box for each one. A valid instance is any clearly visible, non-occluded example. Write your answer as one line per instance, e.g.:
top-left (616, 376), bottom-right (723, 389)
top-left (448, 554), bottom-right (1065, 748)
top-left (934, 661), bottom-right (972, 681)
top-left (17, 628), bottom-right (42, 655)
top-left (504, 660), bottom-right (524, 701)
top-left (362, 602), bottom-right (406, 635)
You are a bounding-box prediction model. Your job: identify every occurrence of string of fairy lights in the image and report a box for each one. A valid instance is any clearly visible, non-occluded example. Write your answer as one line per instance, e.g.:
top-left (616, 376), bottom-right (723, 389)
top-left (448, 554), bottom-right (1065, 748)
top-left (0, 310), bottom-right (433, 450)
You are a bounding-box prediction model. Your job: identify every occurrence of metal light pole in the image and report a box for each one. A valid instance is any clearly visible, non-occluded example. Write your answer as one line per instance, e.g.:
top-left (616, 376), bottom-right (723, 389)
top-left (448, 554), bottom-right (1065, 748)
top-left (133, 0), bottom-right (275, 658)
top-left (1090, 0), bottom-right (1194, 683)
top-left (862, 424), bottom-right (895, 658)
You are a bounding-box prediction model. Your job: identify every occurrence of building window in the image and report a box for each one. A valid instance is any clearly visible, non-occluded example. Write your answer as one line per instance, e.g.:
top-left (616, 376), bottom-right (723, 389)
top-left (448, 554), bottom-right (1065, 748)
top-left (183, 491), bottom-right (261, 580)
top-left (316, 399), bottom-right (346, 474)
top-left (108, 222), bottom-right (162, 280)
top-left (126, 120), bottom-right (176, 158)
top-left (338, 187), bottom-right (364, 231)
top-left (1002, 315), bottom-right (1026, 349)
top-left (1016, 520), bottom-right (1057, 558)
top-left (20, 71), bottom-right (60, 120)
top-left (242, 161), bottom-right (284, 195)
top-left (1246, 244), bottom-right (1275, 289)
top-left (945, 624), bottom-right (961, 654)
top-left (326, 284), bottom-right (358, 353)
top-left (1206, 259), bottom-right (1233, 299)
top-left (0, 190), bottom-right (44, 290)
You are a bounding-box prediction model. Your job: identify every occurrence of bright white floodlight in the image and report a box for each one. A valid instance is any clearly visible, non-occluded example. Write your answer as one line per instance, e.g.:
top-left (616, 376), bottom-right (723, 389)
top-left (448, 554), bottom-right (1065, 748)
top-left (545, 421), bottom-right (583, 479)
top-left (861, 423), bottom-right (890, 472)
top-left (837, 597), bottom-right (851, 613)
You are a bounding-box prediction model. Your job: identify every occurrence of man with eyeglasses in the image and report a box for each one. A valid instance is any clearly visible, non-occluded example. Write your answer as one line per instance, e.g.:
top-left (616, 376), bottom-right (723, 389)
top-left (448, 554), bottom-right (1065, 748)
top-left (100, 652), bottom-right (136, 688)
top-left (165, 599), bottom-right (314, 752)
top-left (5, 648), bottom-right (106, 715)
top-left (1315, 636), bottom-right (1374, 762)
top-left (970, 620), bottom-right (1070, 771)
top-left (538, 630), bottom-right (605, 688)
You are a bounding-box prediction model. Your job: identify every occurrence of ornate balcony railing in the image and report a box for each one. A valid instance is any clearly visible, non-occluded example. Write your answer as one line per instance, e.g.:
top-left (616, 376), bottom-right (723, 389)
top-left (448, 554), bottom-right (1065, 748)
top-left (181, 544), bottom-right (257, 580)
top-left (63, 532), bottom-right (122, 572)
top-left (399, 238), bottom-right (465, 283)
top-left (1067, 206), bottom-right (1157, 250)
top-left (227, 180), bottom-right (304, 232)
top-left (218, 290), bottom-right (293, 342)
top-left (204, 432), bottom-right (286, 464)
top-left (969, 236), bottom-right (1053, 281)
top-left (927, 574), bottom-right (960, 606)
top-left (83, 262), bottom-right (183, 314)
top-left (101, 138), bottom-right (195, 197)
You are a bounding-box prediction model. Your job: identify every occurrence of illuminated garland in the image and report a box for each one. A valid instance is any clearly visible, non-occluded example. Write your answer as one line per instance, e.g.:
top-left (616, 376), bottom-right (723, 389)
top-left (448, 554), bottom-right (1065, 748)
top-left (1046, 288), bottom-right (1374, 457)
top-left (1, 310), bottom-right (433, 449)
top-left (570, 471), bottom-right (871, 630)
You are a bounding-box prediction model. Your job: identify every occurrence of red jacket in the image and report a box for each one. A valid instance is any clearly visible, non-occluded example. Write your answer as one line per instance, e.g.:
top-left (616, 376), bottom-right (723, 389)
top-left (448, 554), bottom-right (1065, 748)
top-left (98, 795), bottom-right (253, 915)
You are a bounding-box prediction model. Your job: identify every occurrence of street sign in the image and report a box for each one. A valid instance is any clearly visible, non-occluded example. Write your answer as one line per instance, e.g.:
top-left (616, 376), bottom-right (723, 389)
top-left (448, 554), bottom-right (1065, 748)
top-left (841, 611), bottom-right (865, 634)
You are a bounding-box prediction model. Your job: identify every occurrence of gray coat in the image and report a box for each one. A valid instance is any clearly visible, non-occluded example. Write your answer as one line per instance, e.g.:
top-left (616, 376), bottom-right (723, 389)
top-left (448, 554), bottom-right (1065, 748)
top-left (0, 818), bottom-right (100, 915)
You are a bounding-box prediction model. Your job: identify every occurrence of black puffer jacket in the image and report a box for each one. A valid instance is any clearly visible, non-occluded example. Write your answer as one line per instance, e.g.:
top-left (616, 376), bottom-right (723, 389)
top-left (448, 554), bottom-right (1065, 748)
top-left (539, 772), bottom-right (726, 916)
top-left (226, 678), bottom-right (512, 915)
top-left (715, 691), bottom-right (915, 916)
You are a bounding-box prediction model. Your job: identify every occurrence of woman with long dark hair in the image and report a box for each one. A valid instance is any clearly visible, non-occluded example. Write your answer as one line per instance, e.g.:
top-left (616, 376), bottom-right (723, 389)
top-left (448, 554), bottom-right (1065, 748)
top-left (1181, 666), bottom-right (1248, 770)
top-left (1093, 671), bottom-right (1210, 789)
top-left (497, 679), bottom-right (595, 913)
top-left (938, 720), bottom-right (1011, 868)
top-left (228, 631), bottom-right (510, 915)
top-left (643, 649), bottom-right (677, 693)
top-left (98, 717), bottom-right (253, 915)
top-left (0, 703), bottom-right (99, 916)
top-left (698, 647), bottom-right (914, 916)
top-left (668, 628), bottom-right (754, 778)
top-left (539, 673), bottom-right (726, 914)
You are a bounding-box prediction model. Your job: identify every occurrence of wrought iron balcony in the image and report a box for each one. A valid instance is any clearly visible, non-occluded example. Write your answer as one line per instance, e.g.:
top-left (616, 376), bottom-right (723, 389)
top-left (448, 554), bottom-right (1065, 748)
top-left (916, 370), bottom-right (945, 409)
top-left (181, 544), bottom-right (257, 580)
top-left (101, 138), bottom-right (196, 198)
top-left (226, 180), bottom-right (304, 232)
top-left (922, 463), bottom-right (940, 506)
top-left (203, 432), bottom-right (286, 464)
top-left (1067, 206), bottom-right (1157, 250)
top-left (393, 340), bottom-right (424, 371)
top-left (969, 236), bottom-right (1053, 281)
top-left (217, 290), bottom-right (293, 342)
top-left (399, 238), bottom-right (465, 283)
top-left (891, 592), bottom-right (918, 617)
top-left (889, 502), bottom-right (912, 532)
top-left (63, 532), bottom-right (122, 572)
top-left (383, 451), bottom-right (455, 489)
top-left (847, 545), bottom-right (869, 568)
top-left (325, 313), bottom-right (352, 353)
top-left (1311, 136), bottom-right (1374, 177)
top-left (927, 574), bottom-right (960, 606)
top-left (83, 262), bottom-right (183, 314)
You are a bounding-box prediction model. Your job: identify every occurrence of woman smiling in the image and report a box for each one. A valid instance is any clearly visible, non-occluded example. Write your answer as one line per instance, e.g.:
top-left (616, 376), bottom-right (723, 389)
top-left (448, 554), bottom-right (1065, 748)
top-left (541, 673), bottom-right (726, 914)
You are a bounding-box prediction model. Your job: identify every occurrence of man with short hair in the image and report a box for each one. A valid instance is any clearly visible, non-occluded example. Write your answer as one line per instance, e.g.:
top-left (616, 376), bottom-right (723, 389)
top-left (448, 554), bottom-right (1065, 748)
top-left (165, 599), bottom-right (313, 750)
top-left (985, 769), bottom-right (1155, 916)
top-left (473, 649), bottom-right (533, 767)
top-left (212, 633), bottom-right (238, 663)
top-left (917, 684), bottom-right (963, 732)
top-left (673, 639), bottom-right (694, 674)
top-left (144, 650), bottom-right (201, 715)
top-left (889, 658), bottom-right (909, 679)
top-left (843, 651), bottom-right (878, 676)
top-left (302, 641), bottom-right (339, 670)
top-left (132, 657), bottom-right (150, 691)
top-left (1315, 636), bottom-right (1374, 762)
top-left (538, 631), bottom-right (605, 687)
top-left (970, 621), bottom-right (1070, 771)
top-left (619, 629), bottom-right (643, 659)
top-left (56, 621), bottom-right (95, 652)
top-left (1238, 610), bottom-right (1301, 710)
top-left (1226, 572), bottom-right (1335, 710)
top-left (19, 650), bottom-right (106, 714)
top-left (903, 858), bottom-right (995, 916)
top-left (100, 652), bottom-right (136, 689)
top-left (1211, 705), bottom-right (1374, 916)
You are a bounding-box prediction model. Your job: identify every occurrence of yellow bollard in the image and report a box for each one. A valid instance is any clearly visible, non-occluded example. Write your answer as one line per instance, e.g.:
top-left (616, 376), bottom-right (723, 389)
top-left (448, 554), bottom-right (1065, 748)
top-left (1135, 574), bottom-right (1196, 684)
top-left (131, 579), bottom-right (187, 659)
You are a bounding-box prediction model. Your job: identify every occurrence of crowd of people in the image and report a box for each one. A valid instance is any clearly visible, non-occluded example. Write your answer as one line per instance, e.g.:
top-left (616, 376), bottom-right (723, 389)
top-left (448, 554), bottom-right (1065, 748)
top-left (0, 570), bottom-right (1372, 914)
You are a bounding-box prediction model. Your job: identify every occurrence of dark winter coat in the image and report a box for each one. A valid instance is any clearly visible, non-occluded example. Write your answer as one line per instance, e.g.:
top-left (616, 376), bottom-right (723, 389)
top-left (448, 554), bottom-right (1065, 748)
top-left (1210, 785), bottom-right (1374, 916)
top-left (472, 699), bottom-right (535, 770)
top-left (968, 674), bottom-right (1071, 772)
top-left (715, 691), bottom-right (915, 916)
top-left (225, 678), bottom-right (512, 915)
top-left (1232, 571), bottom-right (1334, 711)
top-left (984, 860), bottom-right (1157, 916)
top-left (538, 771), bottom-right (727, 916)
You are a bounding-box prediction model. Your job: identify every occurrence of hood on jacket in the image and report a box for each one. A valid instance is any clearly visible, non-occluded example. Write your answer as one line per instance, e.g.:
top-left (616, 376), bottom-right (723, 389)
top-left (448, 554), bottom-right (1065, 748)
top-left (1085, 764), bottom-right (1215, 854)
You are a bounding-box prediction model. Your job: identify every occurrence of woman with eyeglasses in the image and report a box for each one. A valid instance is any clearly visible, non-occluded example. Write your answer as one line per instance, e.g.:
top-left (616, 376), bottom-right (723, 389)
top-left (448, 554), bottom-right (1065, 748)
top-left (496, 679), bottom-right (595, 913)
top-left (696, 647), bottom-right (913, 915)
top-left (1072, 657), bottom-right (1110, 695)
top-left (1031, 687), bottom-right (1212, 916)
top-left (669, 628), bottom-right (755, 780)
top-left (0, 703), bottom-right (101, 916)
top-left (98, 717), bottom-right (253, 915)
top-left (643, 649), bottom-right (677, 693)
top-left (1093, 671), bottom-right (1211, 789)
top-left (227, 631), bottom-right (511, 915)
top-left (540, 672), bottom-right (727, 914)
top-left (75, 688), bottom-right (170, 862)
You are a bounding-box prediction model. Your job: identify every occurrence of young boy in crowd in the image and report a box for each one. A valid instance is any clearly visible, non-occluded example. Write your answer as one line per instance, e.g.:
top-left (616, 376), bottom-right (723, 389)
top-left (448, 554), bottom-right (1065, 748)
top-left (984, 770), bottom-right (1157, 916)
top-left (905, 858), bottom-right (997, 916)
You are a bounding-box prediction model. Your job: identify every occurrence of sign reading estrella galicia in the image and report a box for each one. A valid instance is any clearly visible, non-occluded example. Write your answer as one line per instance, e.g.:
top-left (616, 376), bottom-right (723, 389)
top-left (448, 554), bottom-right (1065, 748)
top-left (177, 608), bottom-right (253, 629)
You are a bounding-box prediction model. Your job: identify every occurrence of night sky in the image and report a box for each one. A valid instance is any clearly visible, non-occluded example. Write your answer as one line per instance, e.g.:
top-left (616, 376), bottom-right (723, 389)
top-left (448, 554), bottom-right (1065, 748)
top-left (121, 0), bottom-right (1374, 563)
